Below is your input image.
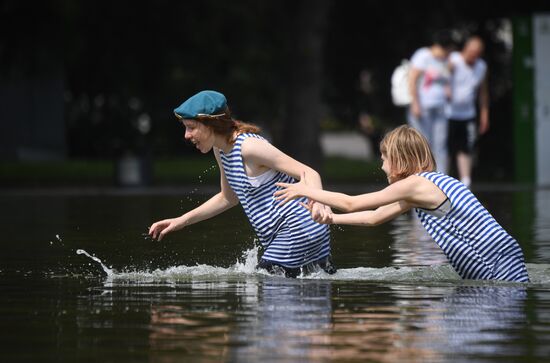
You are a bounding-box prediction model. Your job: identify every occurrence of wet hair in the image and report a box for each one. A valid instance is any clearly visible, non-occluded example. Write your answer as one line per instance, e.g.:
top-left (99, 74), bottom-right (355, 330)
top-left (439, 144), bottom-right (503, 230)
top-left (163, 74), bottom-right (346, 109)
top-left (379, 125), bottom-right (436, 182)
top-left (195, 107), bottom-right (261, 144)
top-left (432, 29), bottom-right (455, 50)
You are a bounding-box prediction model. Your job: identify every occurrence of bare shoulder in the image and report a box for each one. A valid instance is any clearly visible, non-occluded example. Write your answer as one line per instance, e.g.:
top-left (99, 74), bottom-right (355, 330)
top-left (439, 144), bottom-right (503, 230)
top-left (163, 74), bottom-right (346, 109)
top-left (241, 136), bottom-right (280, 160)
top-left (405, 174), bottom-right (439, 192)
top-left (240, 135), bottom-right (269, 154)
top-left (406, 174), bottom-right (447, 208)
top-left (387, 175), bottom-right (441, 205)
top-left (393, 175), bottom-right (425, 190)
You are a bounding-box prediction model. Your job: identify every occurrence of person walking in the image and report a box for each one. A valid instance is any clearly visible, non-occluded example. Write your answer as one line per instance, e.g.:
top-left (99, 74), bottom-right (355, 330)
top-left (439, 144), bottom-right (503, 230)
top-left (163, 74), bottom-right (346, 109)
top-left (408, 30), bottom-right (455, 174)
top-left (448, 36), bottom-right (489, 188)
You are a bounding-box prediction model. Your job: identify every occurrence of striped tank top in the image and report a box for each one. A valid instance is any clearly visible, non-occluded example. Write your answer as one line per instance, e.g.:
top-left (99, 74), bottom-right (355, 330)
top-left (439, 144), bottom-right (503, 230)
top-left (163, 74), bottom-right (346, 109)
top-left (219, 133), bottom-right (331, 268)
top-left (415, 172), bottom-right (529, 282)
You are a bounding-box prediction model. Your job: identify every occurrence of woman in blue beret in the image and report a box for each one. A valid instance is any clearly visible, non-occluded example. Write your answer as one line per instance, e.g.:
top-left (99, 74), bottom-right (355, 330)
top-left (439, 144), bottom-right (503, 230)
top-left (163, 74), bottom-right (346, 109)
top-left (149, 90), bottom-right (335, 277)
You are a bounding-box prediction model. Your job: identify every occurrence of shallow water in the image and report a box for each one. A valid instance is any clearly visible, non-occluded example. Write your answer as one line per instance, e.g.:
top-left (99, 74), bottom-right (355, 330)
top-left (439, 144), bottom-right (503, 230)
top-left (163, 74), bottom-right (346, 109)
top-left (1, 188), bottom-right (550, 362)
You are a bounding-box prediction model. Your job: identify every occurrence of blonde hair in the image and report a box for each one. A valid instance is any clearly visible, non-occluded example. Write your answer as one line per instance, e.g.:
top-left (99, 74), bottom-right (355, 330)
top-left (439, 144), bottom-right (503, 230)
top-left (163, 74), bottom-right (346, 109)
top-left (195, 107), bottom-right (261, 144)
top-left (379, 125), bottom-right (436, 182)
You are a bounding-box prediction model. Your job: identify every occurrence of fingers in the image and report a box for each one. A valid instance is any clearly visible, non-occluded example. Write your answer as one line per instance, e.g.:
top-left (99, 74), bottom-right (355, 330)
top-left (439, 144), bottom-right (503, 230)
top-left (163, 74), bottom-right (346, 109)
top-left (148, 222), bottom-right (157, 235)
top-left (299, 201), bottom-right (331, 224)
top-left (275, 182), bottom-right (290, 188)
top-left (308, 201), bottom-right (333, 224)
top-left (274, 190), bottom-right (295, 205)
top-left (319, 213), bottom-right (333, 224)
top-left (158, 227), bottom-right (170, 241)
top-left (311, 205), bottom-right (322, 221)
top-left (274, 180), bottom-right (301, 204)
top-left (149, 223), bottom-right (160, 240)
top-left (148, 220), bottom-right (171, 241)
top-left (273, 184), bottom-right (291, 198)
top-left (276, 195), bottom-right (292, 205)
top-left (273, 189), bottom-right (284, 197)
top-left (299, 202), bottom-right (314, 214)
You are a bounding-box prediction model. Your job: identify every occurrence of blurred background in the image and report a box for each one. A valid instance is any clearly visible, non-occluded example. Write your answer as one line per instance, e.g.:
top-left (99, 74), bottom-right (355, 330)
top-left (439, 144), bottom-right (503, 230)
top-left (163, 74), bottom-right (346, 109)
top-left (1, 0), bottom-right (549, 188)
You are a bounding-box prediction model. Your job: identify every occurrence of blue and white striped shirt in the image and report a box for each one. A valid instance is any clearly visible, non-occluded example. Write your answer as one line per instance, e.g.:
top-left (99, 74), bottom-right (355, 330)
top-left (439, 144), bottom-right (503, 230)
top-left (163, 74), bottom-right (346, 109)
top-left (219, 133), bottom-right (331, 268)
top-left (416, 172), bottom-right (529, 282)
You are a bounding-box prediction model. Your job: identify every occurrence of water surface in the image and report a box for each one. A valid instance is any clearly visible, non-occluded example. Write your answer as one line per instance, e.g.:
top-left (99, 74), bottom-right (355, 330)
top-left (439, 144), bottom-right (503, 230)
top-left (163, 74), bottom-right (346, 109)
top-left (1, 188), bottom-right (550, 362)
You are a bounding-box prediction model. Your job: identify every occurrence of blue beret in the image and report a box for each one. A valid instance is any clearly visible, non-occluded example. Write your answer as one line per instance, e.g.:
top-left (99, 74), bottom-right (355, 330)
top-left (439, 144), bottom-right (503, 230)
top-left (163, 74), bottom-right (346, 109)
top-left (174, 90), bottom-right (227, 119)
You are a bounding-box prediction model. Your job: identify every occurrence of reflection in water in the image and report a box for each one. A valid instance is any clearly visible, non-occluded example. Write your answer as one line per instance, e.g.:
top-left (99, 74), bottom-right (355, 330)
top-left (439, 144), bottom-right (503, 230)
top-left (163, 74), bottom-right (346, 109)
top-left (391, 213), bottom-right (448, 267)
top-left (143, 275), bottom-right (529, 362)
top-left (535, 189), bottom-right (550, 262)
top-left (328, 285), bottom-right (528, 362)
top-left (229, 279), bottom-right (332, 361)
top-left (148, 278), bottom-right (333, 362)
top-left (410, 286), bottom-right (527, 359)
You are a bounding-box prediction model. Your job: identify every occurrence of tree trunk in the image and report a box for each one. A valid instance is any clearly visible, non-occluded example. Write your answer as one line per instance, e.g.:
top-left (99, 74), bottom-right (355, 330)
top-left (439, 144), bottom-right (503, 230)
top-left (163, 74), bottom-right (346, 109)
top-left (278, 0), bottom-right (331, 170)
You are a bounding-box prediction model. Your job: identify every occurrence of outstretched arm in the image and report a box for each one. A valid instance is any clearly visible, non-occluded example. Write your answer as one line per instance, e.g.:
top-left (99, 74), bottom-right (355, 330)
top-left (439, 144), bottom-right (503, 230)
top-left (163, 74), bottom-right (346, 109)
top-left (276, 173), bottom-right (417, 212)
top-left (332, 201), bottom-right (411, 226)
top-left (302, 200), bottom-right (412, 226)
top-left (149, 149), bottom-right (239, 241)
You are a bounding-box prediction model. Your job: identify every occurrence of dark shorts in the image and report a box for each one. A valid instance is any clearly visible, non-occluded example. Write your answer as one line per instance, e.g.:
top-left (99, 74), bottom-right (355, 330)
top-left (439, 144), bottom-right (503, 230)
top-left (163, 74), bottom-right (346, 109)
top-left (448, 118), bottom-right (477, 154)
top-left (256, 256), bottom-right (337, 278)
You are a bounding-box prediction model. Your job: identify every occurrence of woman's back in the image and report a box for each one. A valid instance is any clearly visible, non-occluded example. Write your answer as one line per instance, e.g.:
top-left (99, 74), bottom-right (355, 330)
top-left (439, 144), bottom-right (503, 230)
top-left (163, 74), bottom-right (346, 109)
top-left (416, 171), bottom-right (529, 282)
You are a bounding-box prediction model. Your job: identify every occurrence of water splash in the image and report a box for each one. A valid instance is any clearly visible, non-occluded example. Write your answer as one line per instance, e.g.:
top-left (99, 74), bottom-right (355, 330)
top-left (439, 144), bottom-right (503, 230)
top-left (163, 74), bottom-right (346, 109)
top-left (233, 245), bottom-right (260, 273)
top-left (112, 246), bottom-right (265, 283)
top-left (76, 249), bottom-right (114, 276)
top-left (74, 247), bottom-right (550, 286)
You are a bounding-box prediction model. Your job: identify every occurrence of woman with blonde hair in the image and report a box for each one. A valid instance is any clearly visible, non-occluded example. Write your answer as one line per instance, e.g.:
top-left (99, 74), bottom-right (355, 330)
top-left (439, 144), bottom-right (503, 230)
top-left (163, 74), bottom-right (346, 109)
top-left (149, 90), bottom-right (335, 277)
top-left (275, 125), bottom-right (529, 282)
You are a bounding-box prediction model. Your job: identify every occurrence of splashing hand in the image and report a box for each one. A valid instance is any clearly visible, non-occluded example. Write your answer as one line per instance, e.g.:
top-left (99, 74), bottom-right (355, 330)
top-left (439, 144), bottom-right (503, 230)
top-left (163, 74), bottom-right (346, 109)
top-left (148, 217), bottom-right (185, 241)
top-left (274, 170), bottom-right (308, 204)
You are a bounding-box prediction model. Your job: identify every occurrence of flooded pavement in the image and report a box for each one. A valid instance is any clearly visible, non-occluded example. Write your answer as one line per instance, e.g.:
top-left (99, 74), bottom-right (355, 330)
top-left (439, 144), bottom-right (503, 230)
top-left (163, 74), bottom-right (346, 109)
top-left (1, 188), bottom-right (550, 362)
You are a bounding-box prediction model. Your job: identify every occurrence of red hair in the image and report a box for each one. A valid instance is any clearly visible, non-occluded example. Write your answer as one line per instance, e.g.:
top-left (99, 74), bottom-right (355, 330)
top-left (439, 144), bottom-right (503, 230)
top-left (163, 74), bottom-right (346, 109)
top-left (195, 108), bottom-right (261, 144)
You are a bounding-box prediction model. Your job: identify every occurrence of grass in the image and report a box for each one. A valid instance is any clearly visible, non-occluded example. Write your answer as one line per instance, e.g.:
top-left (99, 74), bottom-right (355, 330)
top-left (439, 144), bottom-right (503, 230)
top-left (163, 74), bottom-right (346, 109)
top-left (0, 156), bottom-right (385, 187)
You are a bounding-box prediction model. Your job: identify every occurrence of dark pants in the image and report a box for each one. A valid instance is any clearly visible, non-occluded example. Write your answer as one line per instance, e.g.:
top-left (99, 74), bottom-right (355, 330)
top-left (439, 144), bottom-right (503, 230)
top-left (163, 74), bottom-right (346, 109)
top-left (256, 256), bottom-right (337, 278)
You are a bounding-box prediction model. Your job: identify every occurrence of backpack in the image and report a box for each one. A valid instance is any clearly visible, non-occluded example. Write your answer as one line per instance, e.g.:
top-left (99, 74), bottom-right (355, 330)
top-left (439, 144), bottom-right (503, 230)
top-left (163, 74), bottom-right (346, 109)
top-left (391, 59), bottom-right (411, 106)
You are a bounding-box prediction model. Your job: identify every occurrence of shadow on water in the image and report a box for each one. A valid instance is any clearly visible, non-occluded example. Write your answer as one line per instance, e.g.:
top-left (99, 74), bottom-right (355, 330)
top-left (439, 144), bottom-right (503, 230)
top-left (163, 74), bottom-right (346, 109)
top-left (1, 187), bottom-right (550, 362)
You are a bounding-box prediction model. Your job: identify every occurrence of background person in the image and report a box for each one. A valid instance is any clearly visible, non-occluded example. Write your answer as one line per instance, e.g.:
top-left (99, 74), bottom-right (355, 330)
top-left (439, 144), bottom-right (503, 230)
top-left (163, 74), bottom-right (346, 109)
top-left (448, 36), bottom-right (489, 188)
top-left (408, 29), bottom-right (455, 174)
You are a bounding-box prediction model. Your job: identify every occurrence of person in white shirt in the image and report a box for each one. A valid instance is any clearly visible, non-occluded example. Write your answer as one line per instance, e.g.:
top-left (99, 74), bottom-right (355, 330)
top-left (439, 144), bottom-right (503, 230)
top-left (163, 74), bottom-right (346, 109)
top-left (408, 30), bottom-right (454, 174)
top-left (448, 36), bottom-right (489, 188)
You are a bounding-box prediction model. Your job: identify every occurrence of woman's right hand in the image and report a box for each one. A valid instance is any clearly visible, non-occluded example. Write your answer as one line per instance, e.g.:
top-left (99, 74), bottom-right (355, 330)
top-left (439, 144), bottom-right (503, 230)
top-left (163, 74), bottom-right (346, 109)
top-left (148, 217), bottom-right (185, 241)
